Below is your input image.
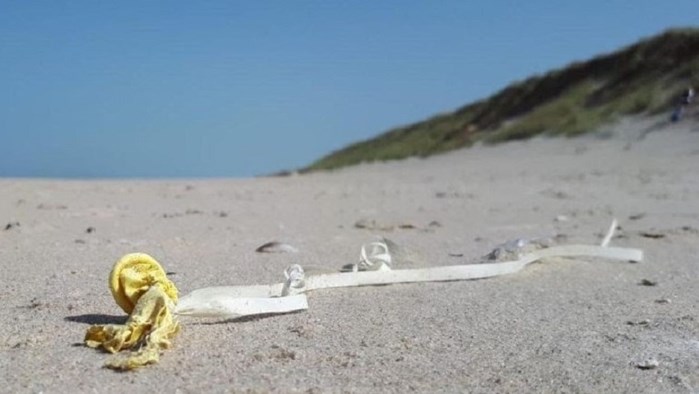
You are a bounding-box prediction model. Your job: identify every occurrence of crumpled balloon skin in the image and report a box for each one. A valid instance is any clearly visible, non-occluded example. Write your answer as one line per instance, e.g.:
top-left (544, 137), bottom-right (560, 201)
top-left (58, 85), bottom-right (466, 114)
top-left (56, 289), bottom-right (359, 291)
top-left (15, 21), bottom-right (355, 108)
top-left (85, 253), bottom-right (180, 370)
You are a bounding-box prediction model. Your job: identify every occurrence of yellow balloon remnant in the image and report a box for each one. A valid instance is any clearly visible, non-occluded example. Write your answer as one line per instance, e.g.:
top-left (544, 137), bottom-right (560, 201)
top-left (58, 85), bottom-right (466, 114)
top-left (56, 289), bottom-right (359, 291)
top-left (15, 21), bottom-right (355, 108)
top-left (108, 253), bottom-right (178, 314)
top-left (85, 253), bottom-right (180, 370)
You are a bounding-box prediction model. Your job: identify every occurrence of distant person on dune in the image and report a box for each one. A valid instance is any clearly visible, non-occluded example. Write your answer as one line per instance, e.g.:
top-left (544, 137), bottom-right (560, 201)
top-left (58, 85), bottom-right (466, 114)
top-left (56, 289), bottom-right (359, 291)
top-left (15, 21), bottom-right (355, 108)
top-left (671, 87), bottom-right (694, 122)
top-left (682, 87), bottom-right (694, 105)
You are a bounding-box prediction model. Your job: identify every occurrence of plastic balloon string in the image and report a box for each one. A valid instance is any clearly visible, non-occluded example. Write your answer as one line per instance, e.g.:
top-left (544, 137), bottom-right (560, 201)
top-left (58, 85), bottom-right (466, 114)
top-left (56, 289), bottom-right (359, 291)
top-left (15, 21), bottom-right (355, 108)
top-left (174, 219), bottom-right (643, 319)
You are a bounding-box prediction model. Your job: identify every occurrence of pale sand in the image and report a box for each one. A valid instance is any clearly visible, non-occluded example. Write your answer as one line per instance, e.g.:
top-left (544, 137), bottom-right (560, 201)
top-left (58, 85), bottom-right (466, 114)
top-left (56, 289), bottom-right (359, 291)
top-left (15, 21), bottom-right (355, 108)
top-left (1, 116), bottom-right (698, 392)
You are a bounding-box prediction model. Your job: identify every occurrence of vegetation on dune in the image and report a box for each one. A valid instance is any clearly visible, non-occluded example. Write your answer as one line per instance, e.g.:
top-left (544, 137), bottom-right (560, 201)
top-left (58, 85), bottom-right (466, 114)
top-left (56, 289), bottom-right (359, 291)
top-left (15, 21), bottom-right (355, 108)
top-left (304, 28), bottom-right (699, 172)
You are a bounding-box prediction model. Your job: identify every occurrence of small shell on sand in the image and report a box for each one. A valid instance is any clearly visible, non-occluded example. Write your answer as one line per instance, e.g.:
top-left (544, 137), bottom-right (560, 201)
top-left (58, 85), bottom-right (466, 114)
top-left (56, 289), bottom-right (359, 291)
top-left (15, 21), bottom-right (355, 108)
top-left (255, 241), bottom-right (299, 253)
top-left (634, 358), bottom-right (659, 370)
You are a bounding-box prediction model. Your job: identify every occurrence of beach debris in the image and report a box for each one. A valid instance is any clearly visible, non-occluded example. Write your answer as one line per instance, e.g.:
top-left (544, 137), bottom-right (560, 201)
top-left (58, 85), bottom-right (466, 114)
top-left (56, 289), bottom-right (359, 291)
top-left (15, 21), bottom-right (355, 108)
top-left (484, 238), bottom-right (533, 261)
top-left (353, 218), bottom-right (418, 231)
top-left (353, 219), bottom-right (393, 231)
top-left (634, 358), bottom-right (659, 370)
top-left (628, 213), bottom-right (646, 221)
top-left (87, 220), bottom-right (644, 371)
top-left (639, 279), bottom-right (657, 286)
top-left (85, 253), bottom-right (180, 370)
top-left (86, 226), bottom-right (96, 234)
top-left (176, 220), bottom-right (643, 318)
top-left (356, 241), bottom-right (393, 271)
top-left (352, 238), bottom-right (634, 289)
top-left (428, 220), bottom-right (442, 228)
top-left (174, 264), bottom-right (308, 318)
top-left (4, 221), bottom-right (20, 231)
top-left (554, 215), bottom-right (569, 222)
top-left (354, 219), bottom-right (375, 229)
top-left (600, 219), bottom-right (618, 247)
top-left (640, 232), bottom-right (665, 239)
top-left (177, 220), bottom-right (642, 322)
top-left (255, 241), bottom-right (299, 253)
top-left (626, 319), bottom-right (650, 326)
top-left (654, 298), bottom-right (671, 304)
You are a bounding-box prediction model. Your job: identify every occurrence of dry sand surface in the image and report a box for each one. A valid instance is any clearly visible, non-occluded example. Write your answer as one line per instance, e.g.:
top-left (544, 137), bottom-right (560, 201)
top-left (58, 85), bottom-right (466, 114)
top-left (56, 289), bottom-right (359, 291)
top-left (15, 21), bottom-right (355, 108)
top-left (1, 116), bottom-right (698, 393)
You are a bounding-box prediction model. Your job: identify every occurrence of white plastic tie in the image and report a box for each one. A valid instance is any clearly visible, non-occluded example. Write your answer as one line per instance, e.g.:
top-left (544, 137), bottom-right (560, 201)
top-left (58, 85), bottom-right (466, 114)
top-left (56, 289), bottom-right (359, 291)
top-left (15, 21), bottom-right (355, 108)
top-left (357, 241), bottom-right (392, 272)
top-left (281, 264), bottom-right (306, 296)
top-left (601, 218), bottom-right (618, 247)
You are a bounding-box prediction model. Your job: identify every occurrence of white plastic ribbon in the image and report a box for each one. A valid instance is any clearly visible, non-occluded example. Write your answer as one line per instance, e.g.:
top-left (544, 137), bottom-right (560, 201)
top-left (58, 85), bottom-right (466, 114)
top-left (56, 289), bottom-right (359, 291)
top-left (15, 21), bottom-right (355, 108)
top-left (600, 218), bottom-right (618, 247)
top-left (175, 268), bottom-right (308, 318)
top-left (299, 244), bottom-right (641, 291)
top-left (175, 220), bottom-right (643, 320)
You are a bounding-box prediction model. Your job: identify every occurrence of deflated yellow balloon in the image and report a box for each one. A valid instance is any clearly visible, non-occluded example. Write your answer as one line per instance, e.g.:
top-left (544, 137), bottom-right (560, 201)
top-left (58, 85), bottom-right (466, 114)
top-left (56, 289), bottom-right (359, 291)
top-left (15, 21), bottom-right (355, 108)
top-left (109, 252), bottom-right (178, 313)
top-left (86, 253), bottom-right (180, 370)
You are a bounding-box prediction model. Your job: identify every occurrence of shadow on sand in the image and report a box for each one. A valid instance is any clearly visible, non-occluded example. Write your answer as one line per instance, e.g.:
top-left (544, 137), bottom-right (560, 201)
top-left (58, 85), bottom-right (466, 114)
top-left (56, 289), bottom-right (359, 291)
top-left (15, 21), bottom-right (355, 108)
top-left (185, 310), bottom-right (306, 326)
top-left (64, 314), bottom-right (127, 325)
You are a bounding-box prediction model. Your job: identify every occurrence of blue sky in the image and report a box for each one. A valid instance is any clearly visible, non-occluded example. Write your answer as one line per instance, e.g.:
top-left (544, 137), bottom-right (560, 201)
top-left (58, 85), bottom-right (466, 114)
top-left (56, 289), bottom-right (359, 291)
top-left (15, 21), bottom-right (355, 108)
top-left (1, 1), bottom-right (697, 178)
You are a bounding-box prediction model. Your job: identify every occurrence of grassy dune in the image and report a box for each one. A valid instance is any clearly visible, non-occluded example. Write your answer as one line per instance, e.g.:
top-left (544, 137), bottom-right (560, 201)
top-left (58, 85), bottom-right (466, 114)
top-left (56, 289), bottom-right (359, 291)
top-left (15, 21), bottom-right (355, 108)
top-left (305, 28), bottom-right (699, 171)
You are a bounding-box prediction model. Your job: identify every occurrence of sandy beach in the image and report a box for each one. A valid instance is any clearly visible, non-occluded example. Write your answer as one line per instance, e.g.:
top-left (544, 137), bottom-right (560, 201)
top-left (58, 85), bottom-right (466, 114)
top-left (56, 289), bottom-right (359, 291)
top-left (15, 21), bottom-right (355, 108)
top-left (1, 116), bottom-right (698, 393)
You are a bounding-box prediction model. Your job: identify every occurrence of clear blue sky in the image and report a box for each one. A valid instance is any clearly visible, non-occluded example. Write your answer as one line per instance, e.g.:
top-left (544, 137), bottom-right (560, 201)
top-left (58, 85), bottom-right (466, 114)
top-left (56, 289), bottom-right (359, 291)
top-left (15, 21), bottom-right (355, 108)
top-left (1, 1), bottom-right (696, 178)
